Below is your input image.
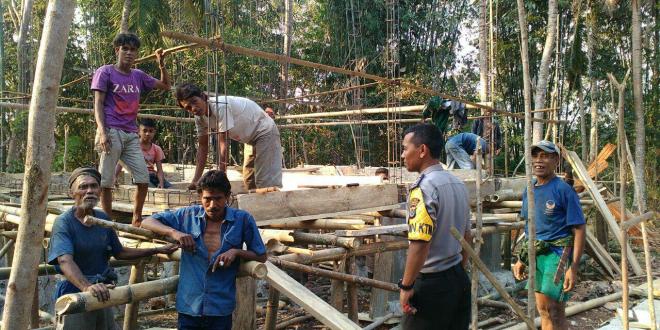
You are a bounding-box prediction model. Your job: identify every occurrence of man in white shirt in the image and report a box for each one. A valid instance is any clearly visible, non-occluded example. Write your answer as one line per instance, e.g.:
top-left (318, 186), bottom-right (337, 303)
top-left (175, 82), bottom-right (283, 190)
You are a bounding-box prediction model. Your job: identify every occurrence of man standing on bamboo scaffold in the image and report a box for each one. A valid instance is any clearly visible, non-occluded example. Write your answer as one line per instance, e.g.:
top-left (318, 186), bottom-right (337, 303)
top-left (92, 32), bottom-right (172, 227)
top-left (174, 82), bottom-right (283, 191)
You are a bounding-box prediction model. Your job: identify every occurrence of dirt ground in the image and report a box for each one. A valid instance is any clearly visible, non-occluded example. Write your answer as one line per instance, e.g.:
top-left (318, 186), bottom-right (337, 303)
top-left (136, 246), bottom-right (658, 329)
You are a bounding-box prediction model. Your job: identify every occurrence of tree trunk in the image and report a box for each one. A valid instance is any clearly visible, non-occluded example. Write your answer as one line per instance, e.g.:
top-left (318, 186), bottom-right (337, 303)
top-left (479, 0), bottom-right (489, 109)
top-left (1, 1), bottom-right (75, 329)
top-left (578, 88), bottom-right (587, 161)
top-left (120, 0), bottom-right (131, 33)
top-left (0, 0), bottom-right (5, 171)
top-left (631, 0), bottom-right (646, 211)
top-left (279, 0), bottom-right (292, 114)
top-left (515, 0), bottom-right (537, 318)
top-left (532, 0), bottom-right (558, 142)
top-left (587, 11), bottom-right (598, 162)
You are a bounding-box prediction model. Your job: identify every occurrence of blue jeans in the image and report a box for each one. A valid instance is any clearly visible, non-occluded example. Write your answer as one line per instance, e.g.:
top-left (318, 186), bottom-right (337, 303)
top-left (148, 172), bottom-right (172, 188)
top-left (445, 141), bottom-right (474, 169)
top-left (178, 313), bottom-right (232, 330)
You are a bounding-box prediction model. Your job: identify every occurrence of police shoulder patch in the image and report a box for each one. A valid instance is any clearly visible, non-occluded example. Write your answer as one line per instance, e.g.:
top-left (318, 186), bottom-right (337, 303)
top-left (407, 187), bottom-right (434, 242)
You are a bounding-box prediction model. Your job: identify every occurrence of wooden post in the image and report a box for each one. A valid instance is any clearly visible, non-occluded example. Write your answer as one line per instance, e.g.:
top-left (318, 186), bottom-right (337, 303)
top-left (471, 139), bottom-right (484, 330)
top-left (123, 263), bottom-right (145, 330)
top-left (263, 287), bottom-right (281, 330)
top-left (233, 277), bottom-right (256, 330)
top-left (0, 2), bottom-right (75, 329)
top-left (608, 70), bottom-right (631, 329)
top-left (369, 217), bottom-right (399, 318)
top-left (347, 256), bottom-right (359, 322)
top-left (622, 142), bottom-right (657, 330)
top-left (330, 260), bottom-right (345, 311)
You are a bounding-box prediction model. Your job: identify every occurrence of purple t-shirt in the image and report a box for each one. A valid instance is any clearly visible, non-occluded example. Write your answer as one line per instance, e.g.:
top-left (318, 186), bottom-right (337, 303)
top-left (91, 65), bottom-right (157, 133)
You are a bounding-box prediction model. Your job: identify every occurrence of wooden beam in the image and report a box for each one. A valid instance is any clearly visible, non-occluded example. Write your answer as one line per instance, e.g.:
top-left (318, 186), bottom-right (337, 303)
top-left (562, 148), bottom-right (644, 275)
top-left (265, 262), bottom-right (361, 330)
top-left (237, 184), bottom-right (399, 224)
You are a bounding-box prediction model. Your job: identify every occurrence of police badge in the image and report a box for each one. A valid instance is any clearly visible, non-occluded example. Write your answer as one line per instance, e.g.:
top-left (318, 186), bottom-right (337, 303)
top-left (409, 197), bottom-right (419, 218)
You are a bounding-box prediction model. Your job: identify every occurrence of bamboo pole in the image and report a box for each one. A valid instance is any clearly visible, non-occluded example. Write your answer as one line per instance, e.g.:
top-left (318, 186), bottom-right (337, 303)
top-left (471, 139), bottom-right (484, 330)
top-left (259, 82), bottom-right (381, 104)
top-left (56, 276), bottom-right (179, 315)
top-left (1, 2), bottom-right (76, 329)
top-left (269, 257), bottom-right (399, 291)
top-left (84, 215), bottom-right (176, 243)
top-left (362, 312), bottom-right (397, 330)
top-left (263, 287), bottom-right (281, 330)
top-left (289, 231), bottom-right (361, 249)
top-left (347, 256), bottom-right (359, 322)
top-left (275, 314), bottom-right (314, 330)
top-left (609, 70), bottom-right (631, 330)
top-left (123, 263), bottom-right (144, 330)
top-left (515, 0), bottom-right (537, 319)
top-left (449, 227), bottom-right (535, 329)
top-left (622, 138), bottom-right (657, 330)
top-left (0, 238), bottom-right (14, 259)
top-left (0, 102), bottom-right (195, 123)
top-left (264, 219), bottom-right (367, 230)
top-left (621, 212), bottom-right (656, 231)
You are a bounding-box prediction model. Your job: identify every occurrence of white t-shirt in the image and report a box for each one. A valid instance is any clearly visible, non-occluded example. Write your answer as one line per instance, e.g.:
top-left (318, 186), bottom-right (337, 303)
top-left (195, 96), bottom-right (275, 144)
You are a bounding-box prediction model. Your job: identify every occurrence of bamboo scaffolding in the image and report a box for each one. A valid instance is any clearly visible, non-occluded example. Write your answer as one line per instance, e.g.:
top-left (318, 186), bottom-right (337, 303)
top-left (449, 227), bottom-right (535, 329)
top-left (160, 31), bottom-right (565, 125)
top-left (259, 82), bottom-right (382, 104)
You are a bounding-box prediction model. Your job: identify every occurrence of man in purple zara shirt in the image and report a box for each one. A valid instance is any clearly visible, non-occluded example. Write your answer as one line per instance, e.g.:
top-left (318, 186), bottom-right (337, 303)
top-left (92, 33), bottom-right (171, 226)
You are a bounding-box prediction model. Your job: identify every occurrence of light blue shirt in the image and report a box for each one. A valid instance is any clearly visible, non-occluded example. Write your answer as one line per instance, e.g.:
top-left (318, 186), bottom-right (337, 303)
top-left (151, 205), bottom-right (266, 316)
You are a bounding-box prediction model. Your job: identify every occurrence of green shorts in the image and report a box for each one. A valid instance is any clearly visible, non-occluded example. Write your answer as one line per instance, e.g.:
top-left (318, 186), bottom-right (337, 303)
top-left (526, 251), bottom-right (572, 302)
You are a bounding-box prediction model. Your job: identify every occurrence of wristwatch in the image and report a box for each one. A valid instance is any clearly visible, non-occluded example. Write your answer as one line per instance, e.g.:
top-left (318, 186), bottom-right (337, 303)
top-left (397, 279), bottom-right (414, 291)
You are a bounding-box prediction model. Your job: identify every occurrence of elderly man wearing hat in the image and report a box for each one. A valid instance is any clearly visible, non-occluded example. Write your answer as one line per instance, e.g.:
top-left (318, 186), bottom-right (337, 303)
top-left (513, 141), bottom-right (586, 330)
top-left (48, 167), bottom-right (177, 329)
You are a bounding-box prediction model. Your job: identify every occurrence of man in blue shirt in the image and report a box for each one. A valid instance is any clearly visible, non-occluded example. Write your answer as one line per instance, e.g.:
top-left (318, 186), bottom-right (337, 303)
top-left (142, 170), bottom-right (267, 330)
top-left (444, 132), bottom-right (489, 169)
top-left (513, 141), bottom-right (586, 330)
top-left (48, 167), bottom-right (177, 330)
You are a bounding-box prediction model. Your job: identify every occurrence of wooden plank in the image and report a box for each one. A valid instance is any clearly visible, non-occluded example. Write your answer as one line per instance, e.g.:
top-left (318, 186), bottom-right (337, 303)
top-left (237, 184), bottom-right (399, 222)
top-left (562, 149), bottom-right (643, 275)
top-left (252, 204), bottom-right (402, 226)
top-left (585, 230), bottom-right (619, 278)
top-left (574, 143), bottom-right (616, 192)
top-left (265, 262), bottom-right (361, 330)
